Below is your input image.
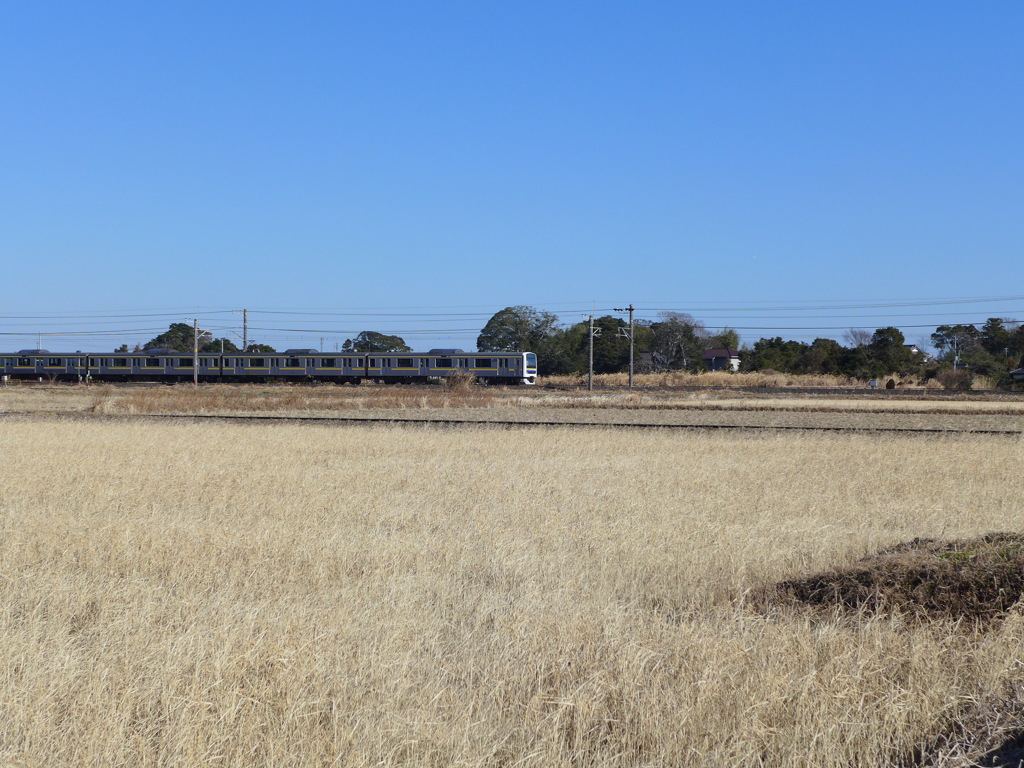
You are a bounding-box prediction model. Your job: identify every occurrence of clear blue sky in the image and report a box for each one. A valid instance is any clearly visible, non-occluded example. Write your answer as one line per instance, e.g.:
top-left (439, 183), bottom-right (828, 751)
top-left (2, 2), bottom-right (1022, 352)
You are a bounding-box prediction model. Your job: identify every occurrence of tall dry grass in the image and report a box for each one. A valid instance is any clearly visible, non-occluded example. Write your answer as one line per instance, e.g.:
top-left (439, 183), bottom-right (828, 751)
top-left (0, 419), bottom-right (1023, 766)
top-left (84, 382), bottom-right (499, 414)
top-left (75, 384), bottom-right (1024, 420)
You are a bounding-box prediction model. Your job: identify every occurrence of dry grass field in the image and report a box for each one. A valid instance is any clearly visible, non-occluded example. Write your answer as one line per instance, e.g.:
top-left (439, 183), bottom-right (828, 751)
top-left (4, 382), bottom-right (1024, 422)
top-left (1, 414), bottom-right (1023, 766)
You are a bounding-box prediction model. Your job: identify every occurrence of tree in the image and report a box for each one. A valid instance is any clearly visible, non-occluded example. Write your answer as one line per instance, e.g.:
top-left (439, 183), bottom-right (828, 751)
top-left (707, 327), bottom-right (739, 352)
top-left (650, 312), bottom-right (707, 370)
top-left (477, 306), bottom-right (560, 352)
top-left (141, 322), bottom-right (246, 354)
top-left (341, 331), bottom-right (411, 353)
top-left (145, 323), bottom-right (211, 353)
top-left (244, 343), bottom-right (276, 353)
top-left (980, 318), bottom-right (1014, 356)
top-left (843, 328), bottom-right (872, 348)
top-left (866, 326), bottom-right (915, 376)
top-left (795, 338), bottom-right (846, 375)
top-left (742, 337), bottom-right (808, 372)
top-left (931, 324), bottom-right (980, 361)
top-left (210, 338), bottom-right (241, 353)
top-left (550, 315), bottom-right (634, 375)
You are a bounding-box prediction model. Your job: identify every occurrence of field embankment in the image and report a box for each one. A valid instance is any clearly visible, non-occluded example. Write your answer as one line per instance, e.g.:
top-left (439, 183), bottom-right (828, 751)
top-left (0, 418), bottom-right (1023, 765)
top-left (4, 384), bottom-right (1024, 433)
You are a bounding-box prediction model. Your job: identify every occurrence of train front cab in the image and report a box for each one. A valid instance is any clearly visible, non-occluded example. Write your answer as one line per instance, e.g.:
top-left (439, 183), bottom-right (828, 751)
top-left (523, 352), bottom-right (537, 384)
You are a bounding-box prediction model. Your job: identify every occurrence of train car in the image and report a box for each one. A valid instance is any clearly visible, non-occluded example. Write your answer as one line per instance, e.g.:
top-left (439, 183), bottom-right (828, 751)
top-left (368, 350), bottom-right (536, 384)
top-left (88, 350), bottom-right (223, 382)
top-left (2, 350), bottom-right (88, 381)
top-left (1, 348), bottom-right (538, 385)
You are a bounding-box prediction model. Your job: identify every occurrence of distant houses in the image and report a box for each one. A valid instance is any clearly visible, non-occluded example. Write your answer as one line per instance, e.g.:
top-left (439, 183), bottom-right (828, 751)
top-left (904, 343), bottom-right (934, 362)
top-left (702, 348), bottom-right (741, 372)
top-left (638, 349), bottom-right (742, 372)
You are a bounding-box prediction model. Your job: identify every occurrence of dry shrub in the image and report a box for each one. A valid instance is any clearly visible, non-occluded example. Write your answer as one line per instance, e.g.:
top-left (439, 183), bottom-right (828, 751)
top-left (939, 369), bottom-right (973, 391)
top-left (441, 369), bottom-right (478, 394)
top-left (763, 533), bottom-right (1024, 623)
top-left (972, 375), bottom-right (996, 391)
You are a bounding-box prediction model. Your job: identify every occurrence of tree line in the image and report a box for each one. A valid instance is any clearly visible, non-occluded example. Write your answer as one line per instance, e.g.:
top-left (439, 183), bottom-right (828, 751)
top-left (127, 310), bottom-right (1024, 386)
top-left (472, 306), bottom-right (1024, 386)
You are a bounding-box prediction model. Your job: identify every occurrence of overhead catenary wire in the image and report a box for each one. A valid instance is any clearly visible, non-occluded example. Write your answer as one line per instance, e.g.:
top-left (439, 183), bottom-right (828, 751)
top-left (0, 295), bottom-right (1021, 352)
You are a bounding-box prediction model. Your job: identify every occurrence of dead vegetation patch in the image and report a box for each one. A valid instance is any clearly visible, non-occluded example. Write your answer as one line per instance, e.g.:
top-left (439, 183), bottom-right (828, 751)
top-left (761, 533), bottom-right (1024, 623)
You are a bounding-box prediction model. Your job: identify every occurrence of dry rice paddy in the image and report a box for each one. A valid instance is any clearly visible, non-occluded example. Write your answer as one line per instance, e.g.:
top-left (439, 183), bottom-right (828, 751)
top-left (1, 409), bottom-right (1023, 766)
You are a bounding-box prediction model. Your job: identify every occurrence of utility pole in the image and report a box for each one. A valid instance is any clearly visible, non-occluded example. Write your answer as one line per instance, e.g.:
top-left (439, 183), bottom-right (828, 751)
top-left (589, 314), bottom-right (594, 390)
top-left (586, 313), bottom-right (602, 391)
top-left (615, 304), bottom-right (635, 390)
top-left (242, 308), bottom-right (248, 353)
top-left (192, 318), bottom-right (199, 387)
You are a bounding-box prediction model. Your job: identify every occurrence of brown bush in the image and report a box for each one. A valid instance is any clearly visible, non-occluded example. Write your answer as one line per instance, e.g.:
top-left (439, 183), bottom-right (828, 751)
top-left (762, 533), bottom-right (1024, 623)
top-left (938, 368), bottom-right (973, 391)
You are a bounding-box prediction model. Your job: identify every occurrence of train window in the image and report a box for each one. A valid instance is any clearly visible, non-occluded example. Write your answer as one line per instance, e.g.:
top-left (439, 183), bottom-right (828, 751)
top-left (112, 358), bottom-right (126, 367)
top-left (320, 358), bottom-right (335, 367)
top-left (144, 358), bottom-right (162, 367)
top-left (224, 359), bottom-right (233, 367)
top-left (286, 358), bottom-right (300, 368)
top-left (476, 359), bottom-right (492, 368)
top-left (251, 358), bottom-right (265, 367)
top-left (435, 358), bottom-right (452, 368)
top-left (18, 357), bottom-right (31, 366)
top-left (369, 358), bottom-right (378, 368)
top-left (48, 358), bottom-right (62, 366)
top-left (178, 358), bottom-right (193, 367)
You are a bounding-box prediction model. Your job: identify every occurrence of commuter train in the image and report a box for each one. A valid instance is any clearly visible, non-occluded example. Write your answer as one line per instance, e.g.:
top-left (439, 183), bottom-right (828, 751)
top-left (0, 349), bottom-right (538, 385)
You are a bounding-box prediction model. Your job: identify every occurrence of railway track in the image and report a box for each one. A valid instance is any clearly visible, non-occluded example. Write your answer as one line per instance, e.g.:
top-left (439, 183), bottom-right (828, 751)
top-left (4, 410), bottom-right (1022, 435)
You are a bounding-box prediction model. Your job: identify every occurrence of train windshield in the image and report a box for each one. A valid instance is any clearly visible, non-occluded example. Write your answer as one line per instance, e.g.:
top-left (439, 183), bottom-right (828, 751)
top-left (525, 353), bottom-right (537, 368)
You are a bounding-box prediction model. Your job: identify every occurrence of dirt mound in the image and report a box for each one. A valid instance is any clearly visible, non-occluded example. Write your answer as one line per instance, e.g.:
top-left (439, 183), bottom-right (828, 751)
top-left (763, 533), bottom-right (1024, 623)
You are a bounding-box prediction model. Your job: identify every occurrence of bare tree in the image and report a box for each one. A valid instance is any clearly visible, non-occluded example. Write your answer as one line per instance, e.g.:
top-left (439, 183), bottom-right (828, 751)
top-left (843, 328), bottom-right (872, 348)
top-left (652, 312), bottom-right (708, 370)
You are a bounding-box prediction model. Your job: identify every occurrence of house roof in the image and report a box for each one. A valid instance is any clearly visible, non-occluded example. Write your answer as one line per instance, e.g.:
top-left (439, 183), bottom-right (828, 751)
top-left (702, 348), bottom-right (740, 359)
top-left (1010, 367), bottom-right (1024, 377)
